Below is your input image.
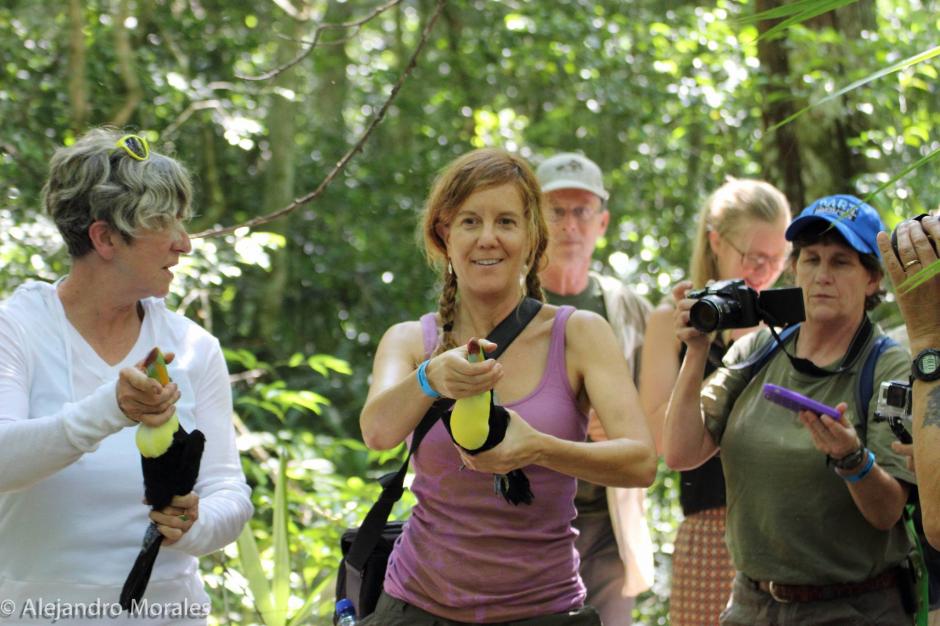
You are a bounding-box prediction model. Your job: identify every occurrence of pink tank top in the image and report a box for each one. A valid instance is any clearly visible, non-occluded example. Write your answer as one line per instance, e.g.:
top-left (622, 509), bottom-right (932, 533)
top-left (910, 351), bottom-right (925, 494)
top-left (383, 305), bottom-right (588, 622)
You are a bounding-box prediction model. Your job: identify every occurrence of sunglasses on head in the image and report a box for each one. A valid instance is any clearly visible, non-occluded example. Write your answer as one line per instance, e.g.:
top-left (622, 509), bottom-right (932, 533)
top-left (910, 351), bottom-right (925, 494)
top-left (114, 134), bottom-right (150, 161)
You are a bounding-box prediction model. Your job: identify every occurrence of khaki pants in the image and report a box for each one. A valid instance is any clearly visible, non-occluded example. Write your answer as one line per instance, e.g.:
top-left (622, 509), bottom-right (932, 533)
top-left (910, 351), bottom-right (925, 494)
top-left (719, 572), bottom-right (911, 626)
top-left (360, 592), bottom-right (602, 626)
top-left (574, 513), bottom-right (635, 626)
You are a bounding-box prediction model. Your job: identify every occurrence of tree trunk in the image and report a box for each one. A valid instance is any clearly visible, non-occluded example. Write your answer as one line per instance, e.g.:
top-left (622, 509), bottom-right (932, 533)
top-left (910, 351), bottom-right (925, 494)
top-left (110, 0), bottom-right (143, 127)
top-left (799, 1), bottom-right (878, 197)
top-left (256, 16), bottom-right (306, 345)
top-left (196, 123), bottom-right (226, 227)
top-left (755, 0), bottom-right (805, 214)
top-left (67, 0), bottom-right (89, 132)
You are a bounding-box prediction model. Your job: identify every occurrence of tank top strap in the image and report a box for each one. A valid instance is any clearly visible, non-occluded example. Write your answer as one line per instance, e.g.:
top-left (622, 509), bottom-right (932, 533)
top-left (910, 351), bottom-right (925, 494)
top-left (419, 312), bottom-right (439, 359)
top-left (544, 305), bottom-right (576, 384)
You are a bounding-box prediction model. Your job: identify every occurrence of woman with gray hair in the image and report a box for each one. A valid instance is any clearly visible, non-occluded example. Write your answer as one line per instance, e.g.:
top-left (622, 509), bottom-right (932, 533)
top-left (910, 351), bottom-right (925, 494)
top-left (0, 128), bottom-right (252, 624)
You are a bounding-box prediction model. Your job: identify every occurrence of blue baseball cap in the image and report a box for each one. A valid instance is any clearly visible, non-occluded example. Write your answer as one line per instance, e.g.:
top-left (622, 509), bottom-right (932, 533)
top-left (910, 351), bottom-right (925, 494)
top-left (785, 194), bottom-right (885, 260)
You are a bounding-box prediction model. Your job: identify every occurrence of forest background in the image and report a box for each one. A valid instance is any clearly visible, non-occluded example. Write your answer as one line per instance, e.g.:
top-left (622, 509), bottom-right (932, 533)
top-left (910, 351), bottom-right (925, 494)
top-left (1, 0), bottom-right (938, 623)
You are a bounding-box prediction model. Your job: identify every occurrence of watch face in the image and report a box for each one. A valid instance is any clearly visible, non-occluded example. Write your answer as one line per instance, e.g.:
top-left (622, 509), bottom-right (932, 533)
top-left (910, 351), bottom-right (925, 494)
top-left (915, 349), bottom-right (940, 380)
top-left (921, 352), bottom-right (940, 375)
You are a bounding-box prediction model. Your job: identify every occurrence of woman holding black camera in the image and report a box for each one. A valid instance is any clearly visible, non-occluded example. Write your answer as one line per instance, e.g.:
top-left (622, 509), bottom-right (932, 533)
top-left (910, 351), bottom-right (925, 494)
top-left (664, 194), bottom-right (914, 625)
top-left (640, 177), bottom-right (790, 625)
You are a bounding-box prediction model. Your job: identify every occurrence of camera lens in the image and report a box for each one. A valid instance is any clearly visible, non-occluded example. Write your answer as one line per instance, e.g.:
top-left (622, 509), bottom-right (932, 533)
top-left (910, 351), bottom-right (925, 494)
top-left (690, 299), bottom-right (721, 333)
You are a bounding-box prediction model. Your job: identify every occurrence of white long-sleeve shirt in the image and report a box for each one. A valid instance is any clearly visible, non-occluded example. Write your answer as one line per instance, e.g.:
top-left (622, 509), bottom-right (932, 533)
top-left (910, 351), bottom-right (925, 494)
top-left (0, 281), bottom-right (252, 625)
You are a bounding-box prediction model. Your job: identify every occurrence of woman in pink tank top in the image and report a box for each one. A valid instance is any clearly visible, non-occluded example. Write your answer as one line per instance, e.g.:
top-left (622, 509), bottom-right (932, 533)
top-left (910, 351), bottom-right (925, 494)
top-left (359, 148), bottom-right (656, 625)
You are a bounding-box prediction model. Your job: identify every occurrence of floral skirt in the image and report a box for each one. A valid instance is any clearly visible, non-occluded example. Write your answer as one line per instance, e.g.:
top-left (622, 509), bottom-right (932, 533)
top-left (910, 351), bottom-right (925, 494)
top-left (670, 507), bottom-right (736, 626)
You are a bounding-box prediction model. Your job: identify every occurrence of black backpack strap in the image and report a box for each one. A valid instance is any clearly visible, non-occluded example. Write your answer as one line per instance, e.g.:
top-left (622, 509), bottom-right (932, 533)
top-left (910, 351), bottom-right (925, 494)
top-left (345, 403), bottom-right (442, 570)
top-left (345, 296), bottom-right (544, 570)
top-left (485, 297), bottom-right (543, 358)
top-left (854, 334), bottom-right (898, 444)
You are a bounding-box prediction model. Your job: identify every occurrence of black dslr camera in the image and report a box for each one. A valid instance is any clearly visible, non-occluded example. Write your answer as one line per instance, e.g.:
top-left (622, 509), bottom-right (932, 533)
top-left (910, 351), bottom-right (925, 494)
top-left (688, 279), bottom-right (805, 333)
top-left (890, 213), bottom-right (937, 263)
top-left (874, 379), bottom-right (913, 444)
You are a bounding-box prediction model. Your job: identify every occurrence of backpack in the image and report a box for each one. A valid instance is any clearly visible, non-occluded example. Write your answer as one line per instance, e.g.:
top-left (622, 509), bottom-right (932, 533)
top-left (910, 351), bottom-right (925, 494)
top-left (731, 324), bottom-right (938, 620)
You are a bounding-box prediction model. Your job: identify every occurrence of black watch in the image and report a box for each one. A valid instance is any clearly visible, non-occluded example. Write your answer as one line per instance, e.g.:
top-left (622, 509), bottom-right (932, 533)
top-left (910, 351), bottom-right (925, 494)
top-left (912, 348), bottom-right (940, 382)
top-left (834, 447), bottom-right (866, 471)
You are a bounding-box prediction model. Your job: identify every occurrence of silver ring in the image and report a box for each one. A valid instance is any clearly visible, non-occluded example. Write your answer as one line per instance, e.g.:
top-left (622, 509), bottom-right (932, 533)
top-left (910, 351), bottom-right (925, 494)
top-left (904, 259), bottom-right (921, 269)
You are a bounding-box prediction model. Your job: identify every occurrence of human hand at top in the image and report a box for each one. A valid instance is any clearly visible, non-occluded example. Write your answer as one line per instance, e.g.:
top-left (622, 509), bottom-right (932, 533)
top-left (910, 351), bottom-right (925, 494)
top-left (425, 338), bottom-right (503, 400)
top-left (876, 215), bottom-right (940, 351)
top-left (798, 402), bottom-right (861, 459)
top-left (456, 408), bottom-right (541, 475)
top-left (117, 352), bottom-right (180, 427)
top-left (672, 281), bottom-right (711, 353)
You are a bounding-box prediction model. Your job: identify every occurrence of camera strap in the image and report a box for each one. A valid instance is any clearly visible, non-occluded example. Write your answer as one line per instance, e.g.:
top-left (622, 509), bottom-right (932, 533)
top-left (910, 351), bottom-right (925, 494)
top-left (767, 315), bottom-right (874, 378)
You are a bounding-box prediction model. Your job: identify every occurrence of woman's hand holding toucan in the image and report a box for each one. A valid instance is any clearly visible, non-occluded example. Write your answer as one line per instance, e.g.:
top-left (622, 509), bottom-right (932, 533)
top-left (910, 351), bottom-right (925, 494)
top-left (147, 491), bottom-right (200, 545)
top-left (456, 408), bottom-right (542, 475)
top-left (117, 352), bottom-right (180, 426)
top-left (443, 338), bottom-right (534, 505)
top-left (425, 338), bottom-right (503, 400)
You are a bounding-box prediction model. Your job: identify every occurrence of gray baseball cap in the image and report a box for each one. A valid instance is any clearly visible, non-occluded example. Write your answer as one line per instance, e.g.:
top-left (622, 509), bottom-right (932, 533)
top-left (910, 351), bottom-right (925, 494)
top-left (536, 152), bottom-right (609, 201)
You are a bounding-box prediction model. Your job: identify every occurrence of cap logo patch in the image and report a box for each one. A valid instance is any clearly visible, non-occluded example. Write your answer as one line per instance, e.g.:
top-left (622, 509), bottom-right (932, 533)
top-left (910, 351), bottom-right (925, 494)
top-left (813, 196), bottom-right (858, 221)
top-left (555, 159), bottom-right (585, 173)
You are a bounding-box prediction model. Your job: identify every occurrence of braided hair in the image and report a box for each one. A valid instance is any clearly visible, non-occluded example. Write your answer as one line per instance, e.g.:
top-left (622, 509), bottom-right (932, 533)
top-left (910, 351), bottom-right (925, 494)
top-left (422, 148), bottom-right (547, 353)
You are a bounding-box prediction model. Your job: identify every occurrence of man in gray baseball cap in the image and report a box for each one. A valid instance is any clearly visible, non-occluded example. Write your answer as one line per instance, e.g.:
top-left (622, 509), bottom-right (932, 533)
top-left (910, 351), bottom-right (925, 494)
top-left (537, 152), bottom-right (653, 626)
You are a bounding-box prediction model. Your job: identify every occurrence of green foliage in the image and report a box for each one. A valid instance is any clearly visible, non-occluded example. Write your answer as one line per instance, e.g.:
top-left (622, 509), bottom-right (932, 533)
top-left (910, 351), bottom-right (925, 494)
top-left (2, 0), bottom-right (938, 623)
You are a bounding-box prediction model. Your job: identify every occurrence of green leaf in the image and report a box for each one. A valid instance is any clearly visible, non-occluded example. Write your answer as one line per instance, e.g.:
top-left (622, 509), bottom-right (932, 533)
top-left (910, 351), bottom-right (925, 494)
top-left (864, 146), bottom-right (940, 201)
top-left (271, 452), bottom-right (290, 626)
top-left (286, 572), bottom-right (335, 626)
top-left (307, 354), bottom-right (353, 376)
top-left (235, 525), bottom-right (274, 624)
top-left (899, 259), bottom-right (940, 293)
top-left (740, 0), bottom-right (860, 41)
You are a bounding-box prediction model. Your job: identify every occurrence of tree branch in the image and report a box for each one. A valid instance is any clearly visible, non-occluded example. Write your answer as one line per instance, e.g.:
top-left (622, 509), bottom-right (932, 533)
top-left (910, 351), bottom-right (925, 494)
top-left (238, 0), bottom-right (404, 82)
top-left (192, 0), bottom-right (445, 239)
top-left (161, 99), bottom-right (223, 140)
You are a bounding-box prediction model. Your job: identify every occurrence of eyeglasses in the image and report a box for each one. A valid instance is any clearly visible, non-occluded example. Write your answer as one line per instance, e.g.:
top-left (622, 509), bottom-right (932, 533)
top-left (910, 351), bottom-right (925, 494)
top-left (114, 134), bottom-right (150, 161)
top-left (724, 236), bottom-right (789, 273)
top-left (546, 205), bottom-right (600, 223)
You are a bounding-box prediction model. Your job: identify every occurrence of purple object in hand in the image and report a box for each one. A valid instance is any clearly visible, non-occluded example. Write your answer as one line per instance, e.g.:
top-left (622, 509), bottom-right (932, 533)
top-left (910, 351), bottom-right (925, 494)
top-left (762, 383), bottom-right (841, 420)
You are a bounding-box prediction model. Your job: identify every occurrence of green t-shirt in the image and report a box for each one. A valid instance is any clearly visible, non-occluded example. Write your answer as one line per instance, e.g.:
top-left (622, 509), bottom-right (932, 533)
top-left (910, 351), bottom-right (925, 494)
top-left (702, 326), bottom-right (914, 584)
top-left (544, 277), bottom-right (609, 516)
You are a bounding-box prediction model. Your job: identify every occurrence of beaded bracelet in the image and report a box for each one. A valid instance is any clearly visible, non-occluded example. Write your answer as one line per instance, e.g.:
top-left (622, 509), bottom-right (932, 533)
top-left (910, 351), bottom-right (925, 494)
top-left (416, 359), bottom-right (441, 399)
top-left (839, 449), bottom-right (876, 483)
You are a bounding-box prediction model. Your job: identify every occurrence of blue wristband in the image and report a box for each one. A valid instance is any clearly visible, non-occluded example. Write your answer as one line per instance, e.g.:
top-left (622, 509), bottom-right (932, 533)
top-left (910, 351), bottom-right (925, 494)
top-left (417, 359), bottom-right (441, 399)
top-left (840, 449), bottom-right (876, 483)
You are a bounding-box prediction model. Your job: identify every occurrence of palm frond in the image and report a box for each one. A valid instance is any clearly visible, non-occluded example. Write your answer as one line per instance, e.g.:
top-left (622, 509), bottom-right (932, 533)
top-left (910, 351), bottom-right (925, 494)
top-left (768, 46), bottom-right (940, 132)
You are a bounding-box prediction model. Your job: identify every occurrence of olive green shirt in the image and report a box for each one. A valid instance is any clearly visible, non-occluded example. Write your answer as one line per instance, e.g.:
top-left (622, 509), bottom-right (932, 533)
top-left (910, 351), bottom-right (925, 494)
top-left (702, 325), bottom-right (914, 584)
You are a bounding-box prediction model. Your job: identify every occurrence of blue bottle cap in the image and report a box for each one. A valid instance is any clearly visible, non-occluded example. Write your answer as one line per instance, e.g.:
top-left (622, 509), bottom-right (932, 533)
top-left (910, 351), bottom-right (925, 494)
top-left (335, 598), bottom-right (354, 613)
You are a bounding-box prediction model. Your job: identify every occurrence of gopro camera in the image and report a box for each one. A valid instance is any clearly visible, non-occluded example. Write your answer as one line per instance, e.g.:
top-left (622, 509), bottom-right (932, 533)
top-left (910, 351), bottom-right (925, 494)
top-left (873, 379), bottom-right (913, 444)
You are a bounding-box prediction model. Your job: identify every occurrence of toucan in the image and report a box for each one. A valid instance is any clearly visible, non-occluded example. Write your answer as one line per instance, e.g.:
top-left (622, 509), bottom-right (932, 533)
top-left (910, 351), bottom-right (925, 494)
top-left (120, 348), bottom-right (205, 611)
top-left (443, 339), bottom-right (533, 505)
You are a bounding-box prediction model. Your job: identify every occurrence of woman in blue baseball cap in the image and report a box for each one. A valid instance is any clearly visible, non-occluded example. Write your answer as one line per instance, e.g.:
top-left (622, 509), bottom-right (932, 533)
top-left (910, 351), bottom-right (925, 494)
top-left (664, 194), bottom-right (915, 625)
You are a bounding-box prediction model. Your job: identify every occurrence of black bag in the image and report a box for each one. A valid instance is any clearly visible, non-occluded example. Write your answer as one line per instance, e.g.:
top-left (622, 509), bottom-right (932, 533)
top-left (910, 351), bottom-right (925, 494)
top-left (334, 298), bottom-right (543, 621)
top-left (337, 520), bottom-right (405, 617)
